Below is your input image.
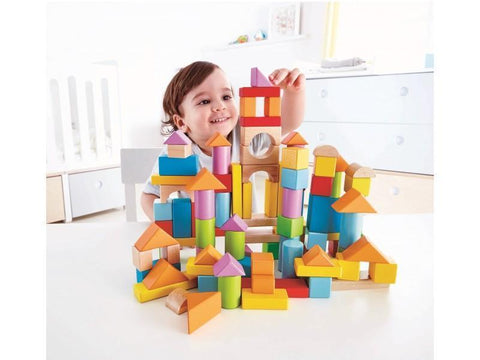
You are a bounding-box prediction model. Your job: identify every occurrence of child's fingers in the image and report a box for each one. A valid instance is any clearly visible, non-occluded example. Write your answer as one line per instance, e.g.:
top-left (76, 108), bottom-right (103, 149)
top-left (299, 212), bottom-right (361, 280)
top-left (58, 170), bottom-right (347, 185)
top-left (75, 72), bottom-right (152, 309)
top-left (292, 73), bottom-right (306, 90)
top-left (285, 68), bottom-right (301, 86)
top-left (269, 68), bottom-right (289, 85)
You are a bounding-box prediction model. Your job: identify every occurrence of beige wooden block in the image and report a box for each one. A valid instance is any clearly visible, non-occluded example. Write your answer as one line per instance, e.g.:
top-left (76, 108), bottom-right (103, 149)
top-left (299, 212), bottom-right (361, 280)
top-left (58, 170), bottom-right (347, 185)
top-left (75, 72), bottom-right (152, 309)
top-left (167, 144), bottom-right (192, 158)
top-left (345, 162), bottom-right (376, 178)
top-left (132, 246), bottom-right (153, 271)
top-left (242, 164), bottom-right (279, 183)
top-left (245, 227), bottom-right (280, 243)
top-left (165, 288), bottom-right (188, 314)
top-left (240, 97), bottom-right (256, 117)
top-left (162, 244), bottom-right (181, 264)
top-left (243, 213), bottom-right (277, 227)
top-left (240, 144), bottom-right (280, 165)
top-left (240, 126), bottom-right (281, 146)
top-left (160, 185), bottom-right (194, 203)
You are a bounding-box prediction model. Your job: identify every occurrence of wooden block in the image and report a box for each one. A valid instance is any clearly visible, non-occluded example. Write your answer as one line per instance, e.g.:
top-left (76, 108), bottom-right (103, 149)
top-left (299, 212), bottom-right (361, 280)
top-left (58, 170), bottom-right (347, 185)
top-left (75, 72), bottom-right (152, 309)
top-left (313, 145), bottom-right (339, 158)
top-left (143, 259), bottom-right (189, 290)
top-left (241, 288), bottom-right (288, 310)
top-left (176, 237), bottom-right (196, 248)
top-left (281, 147), bottom-right (309, 170)
top-left (251, 252), bottom-right (274, 275)
top-left (335, 252), bottom-right (360, 281)
top-left (311, 175), bottom-right (334, 197)
top-left (214, 173), bottom-right (232, 193)
top-left (132, 246), bottom-right (153, 271)
top-left (160, 185), bottom-right (194, 204)
top-left (240, 126), bottom-right (281, 146)
top-left (282, 132), bottom-right (308, 146)
top-left (245, 231), bottom-right (280, 244)
top-left (195, 218), bottom-right (216, 249)
top-left (243, 213), bottom-right (277, 227)
top-left (281, 167), bottom-right (309, 190)
top-left (262, 242), bottom-right (279, 259)
top-left (186, 292), bottom-right (222, 334)
top-left (344, 175), bottom-right (372, 196)
top-left (264, 97), bottom-right (281, 116)
top-left (314, 156), bottom-right (337, 177)
top-left (275, 278), bottom-right (309, 298)
top-left (265, 179), bottom-right (279, 217)
top-left (164, 130), bottom-right (192, 145)
top-left (281, 187), bottom-right (303, 218)
top-left (225, 231), bottom-right (246, 260)
top-left (158, 154), bottom-right (200, 176)
top-left (232, 163), bottom-right (242, 218)
top-left (241, 182), bottom-right (252, 219)
top-left (198, 275), bottom-right (218, 292)
top-left (328, 240), bottom-right (339, 258)
top-left (302, 245), bottom-right (335, 266)
top-left (240, 144), bottom-right (280, 165)
top-left (341, 235), bottom-right (389, 263)
top-left (205, 132), bottom-right (232, 147)
top-left (221, 213), bottom-right (248, 232)
top-left (213, 253), bottom-right (245, 277)
top-left (136, 259), bottom-right (158, 283)
top-left (135, 223), bottom-right (179, 251)
top-left (165, 288), bottom-right (188, 314)
top-left (195, 244), bottom-right (222, 265)
top-left (194, 190), bottom-right (215, 220)
top-left (133, 274), bottom-right (197, 303)
top-left (280, 239), bottom-right (304, 278)
top-left (294, 257), bottom-right (342, 278)
top-left (308, 277), bottom-right (332, 298)
top-left (240, 97), bottom-right (256, 117)
top-left (345, 163), bottom-right (376, 178)
top-left (331, 172), bottom-right (344, 198)
top-left (243, 164), bottom-right (279, 183)
top-left (368, 258), bottom-right (397, 284)
top-left (218, 276), bottom-right (242, 309)
top-left (252, 274), bottom-right (275, 294)
top-left (338, 213), bottom-right (363, 250)
top-left (153, 200), bottom-right (172, 221)
top-left (305, 230), bottom-right (328, 250)
top-left (239, 86), bottom-right (280, 97)
top-left (240, 116), bottom-right (281, 127)
top-left (277, 215), bottom-right (304, 238)
top-left (212, 146), bottom-right (230, 175)
top-left (167, 144), bottom-right (192, 158)
top-left (215, 192), bottom-right (231, 228)
top-left (251, 67), bottom-right (273, 87)
top-left (306, 194), bottom-right (338, 233)
top-left (186, 168), bottom-right (226, 191)
top-left (186, 257), bottom-right (214, 275)
top-left (172, 198), bottom-right (192, 238)
top-left (151, 175), bottom-right (195, 186)
top-left (331, 279), bottom-right (389, 291)
top-left (162, 244), bottom-right (181, 264)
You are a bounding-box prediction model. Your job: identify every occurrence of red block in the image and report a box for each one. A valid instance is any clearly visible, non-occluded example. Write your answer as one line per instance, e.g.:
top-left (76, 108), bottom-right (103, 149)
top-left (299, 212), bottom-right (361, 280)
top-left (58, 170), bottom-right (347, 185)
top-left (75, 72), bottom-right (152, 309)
top-left (275, 278), bottom-right (309, 298)
top-left (241, 277), bottom-right (252, 288)
top-left (215, 227), bottom-right (225, 236)
top-left (310, 175), bottom-right (334, 196)
top-left (239, 116), bottom-right (281, 127)
top-left (328, 240), bottom-right (339, 257)
top-left (239, 87), bottom-right (280, 97)
top-left (155, 220), bottom-right (173, 236)
top-left (214, 173), bottom-right (232, 193)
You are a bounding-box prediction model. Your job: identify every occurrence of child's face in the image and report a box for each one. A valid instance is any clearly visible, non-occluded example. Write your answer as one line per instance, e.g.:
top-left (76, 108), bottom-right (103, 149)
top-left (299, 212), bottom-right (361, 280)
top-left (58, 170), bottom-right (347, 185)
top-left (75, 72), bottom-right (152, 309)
top-left (173, 68), bottom-right (238, 149)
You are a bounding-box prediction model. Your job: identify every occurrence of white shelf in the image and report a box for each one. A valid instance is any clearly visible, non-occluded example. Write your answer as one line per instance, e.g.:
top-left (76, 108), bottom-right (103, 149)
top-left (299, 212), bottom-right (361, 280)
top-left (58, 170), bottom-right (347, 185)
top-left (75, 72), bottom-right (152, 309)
top-left (203, 34), bottom-right (309, 52)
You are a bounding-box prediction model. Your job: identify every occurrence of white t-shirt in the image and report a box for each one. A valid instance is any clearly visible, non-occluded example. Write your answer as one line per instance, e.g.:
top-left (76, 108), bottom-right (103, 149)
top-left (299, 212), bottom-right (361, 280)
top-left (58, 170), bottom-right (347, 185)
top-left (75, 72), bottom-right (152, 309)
top-left (143, 122), bottom-right (271, 212)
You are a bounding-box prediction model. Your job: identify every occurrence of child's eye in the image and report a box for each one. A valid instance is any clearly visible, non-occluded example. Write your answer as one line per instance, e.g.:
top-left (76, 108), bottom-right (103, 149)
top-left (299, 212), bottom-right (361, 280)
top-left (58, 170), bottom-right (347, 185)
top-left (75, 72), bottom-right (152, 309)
top-left (223, 95), bottom-right (232, 100)
top-left (198, 99), bottom-right (210, 105)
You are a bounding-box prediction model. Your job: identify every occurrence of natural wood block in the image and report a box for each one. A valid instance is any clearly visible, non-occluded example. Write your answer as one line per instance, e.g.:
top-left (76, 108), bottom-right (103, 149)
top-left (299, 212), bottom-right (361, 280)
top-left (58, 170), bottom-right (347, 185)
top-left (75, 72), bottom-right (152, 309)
top-left (165, 288), bottom-right (188, 314)
top-left (242, 164), bottom-right (279, 183)
top-left (167, 144), bottom-right (192, 158)
top-left (132, 246), bottom-right (153, 271)
top-left (160, 185), bottom-right (194, 203)
top-left (240, 126), bottom-right (281, 146)
top-left (240, 144), bottom-right (280, 165)
top-left (243, 213), bottom-right (277, 227)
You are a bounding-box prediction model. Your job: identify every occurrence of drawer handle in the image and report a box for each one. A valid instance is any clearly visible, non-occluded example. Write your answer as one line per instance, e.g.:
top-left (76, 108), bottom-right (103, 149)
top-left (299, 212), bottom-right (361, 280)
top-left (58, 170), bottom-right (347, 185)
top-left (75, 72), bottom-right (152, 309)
top-left (395, 136), bottom-right (404, 145)
top-left (95, 180), bottom-right (103, 189)
top-left (391, 186), bottom-right (400, 196)
top-left (400, 86), bottom-right (409, 96)
top-left (319, 89), bottom-right (328, 98)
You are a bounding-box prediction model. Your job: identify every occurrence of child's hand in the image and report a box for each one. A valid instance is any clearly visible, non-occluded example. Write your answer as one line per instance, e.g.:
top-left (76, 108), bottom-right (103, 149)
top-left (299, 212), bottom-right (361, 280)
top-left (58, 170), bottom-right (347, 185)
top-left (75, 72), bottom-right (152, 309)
top-left (269, 68), bottom-right (305, 92)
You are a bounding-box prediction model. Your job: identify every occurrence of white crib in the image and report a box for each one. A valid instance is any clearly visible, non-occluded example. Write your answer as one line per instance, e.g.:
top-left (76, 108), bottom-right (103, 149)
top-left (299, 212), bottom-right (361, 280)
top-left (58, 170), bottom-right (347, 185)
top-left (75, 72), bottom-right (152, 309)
top-left (46, 61), bottom-right (125, 222)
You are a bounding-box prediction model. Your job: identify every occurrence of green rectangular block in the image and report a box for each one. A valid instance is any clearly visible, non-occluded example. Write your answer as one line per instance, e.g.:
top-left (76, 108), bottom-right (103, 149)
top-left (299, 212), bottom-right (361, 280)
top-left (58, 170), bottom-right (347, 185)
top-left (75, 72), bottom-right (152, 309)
top-left (277, 215), bottom-right (304, 238)
top-left (331, 172), bottom-right (343, 198)
top-left (195, 218), bottom-right (216, 248)
top-left (262, 242), bottom-right (279, 259)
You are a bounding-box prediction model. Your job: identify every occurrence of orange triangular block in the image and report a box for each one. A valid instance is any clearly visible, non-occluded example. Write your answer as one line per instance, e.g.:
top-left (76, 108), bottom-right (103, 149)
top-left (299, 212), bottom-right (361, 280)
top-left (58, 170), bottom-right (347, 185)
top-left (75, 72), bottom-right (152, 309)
top-left (206, 132), bottom-right (232, 147)
top-left (195, 244), bottom-right (222, 265)
top-left (335, 155), bottom-right (349, 172)
top-left (143, 259), bottom-right (189, 290)
top-left (282, 131), bottom-right (308, 146)
top-left (135, 223), bottom-right (179, 251)
top-left (302, 245), bottom-right (335, 266)
top-left (186, 291), bottom-right (221, 334)
top-left (331, 188), bottom-right (376, 213)
top-left (341, 236), bottom-right (389, 263)
top-left (186, 168), bottom-right (227, 191)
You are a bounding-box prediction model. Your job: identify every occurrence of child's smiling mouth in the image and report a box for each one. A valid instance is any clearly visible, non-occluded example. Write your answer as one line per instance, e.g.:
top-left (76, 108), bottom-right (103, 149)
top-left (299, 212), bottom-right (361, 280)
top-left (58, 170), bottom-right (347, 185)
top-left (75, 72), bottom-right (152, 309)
top-left (210, 116), bottom-right (229, 124)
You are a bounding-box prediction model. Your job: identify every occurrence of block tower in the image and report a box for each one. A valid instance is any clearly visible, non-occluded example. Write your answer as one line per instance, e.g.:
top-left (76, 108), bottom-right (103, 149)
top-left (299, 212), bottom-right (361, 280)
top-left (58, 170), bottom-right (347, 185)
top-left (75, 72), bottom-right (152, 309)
top-left (237, 67), bottom-right (282, 219)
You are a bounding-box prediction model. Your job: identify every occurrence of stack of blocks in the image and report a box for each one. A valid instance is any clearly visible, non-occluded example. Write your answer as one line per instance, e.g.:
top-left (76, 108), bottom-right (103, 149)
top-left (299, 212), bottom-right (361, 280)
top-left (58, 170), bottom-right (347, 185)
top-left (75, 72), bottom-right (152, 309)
top-left (213, 253), bottom-right (245, 309)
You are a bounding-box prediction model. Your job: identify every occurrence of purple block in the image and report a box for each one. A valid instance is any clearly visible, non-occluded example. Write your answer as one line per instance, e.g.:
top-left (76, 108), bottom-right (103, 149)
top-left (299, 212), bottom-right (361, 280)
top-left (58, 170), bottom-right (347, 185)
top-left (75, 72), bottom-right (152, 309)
top-left (213, 253), bottom-right (245, 277)
top-left (164, 130), bottom-right (192, 145)
top-left (221, 214), bottom-right (248, 232)
top-left (194, 190), bottom-right (215, 219)
top-left (196, 246), bottom-right (202, 255)
top-left (213, 146), bottom-right (230, 175)
top-left (251, 67), bottom-right (273, 87)
top-left (281, 188), bottom-right (303, 218)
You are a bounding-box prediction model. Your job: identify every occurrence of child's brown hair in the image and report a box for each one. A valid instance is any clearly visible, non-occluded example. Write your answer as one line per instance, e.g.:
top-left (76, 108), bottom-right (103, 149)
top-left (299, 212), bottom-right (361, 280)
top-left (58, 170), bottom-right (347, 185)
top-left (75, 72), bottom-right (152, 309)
top-left (161, 61), bottom-right (221, 136)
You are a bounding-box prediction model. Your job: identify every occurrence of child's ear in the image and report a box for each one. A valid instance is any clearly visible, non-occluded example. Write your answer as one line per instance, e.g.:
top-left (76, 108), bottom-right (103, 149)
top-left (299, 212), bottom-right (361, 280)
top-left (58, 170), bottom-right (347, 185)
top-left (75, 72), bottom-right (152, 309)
top-left (173, 114), bottom-right (188, 132)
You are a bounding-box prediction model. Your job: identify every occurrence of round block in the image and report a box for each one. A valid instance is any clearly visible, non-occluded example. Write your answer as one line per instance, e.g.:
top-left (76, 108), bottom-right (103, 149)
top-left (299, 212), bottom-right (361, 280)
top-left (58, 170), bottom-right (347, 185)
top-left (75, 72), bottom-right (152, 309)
top-left (281, 239), bottom-right (303, 278)
top-left (213, 146), bottom-right (231, 174)
top-left (218, 276), bottom-right (241, 309)
top-left (195, 218), bottom-right (216, 248)
top-left (194, 190), bottom-right (215, 219)
top-left (225, 231), bottom-right (245, 260)
top-left (281, 188), bottom-right (303, 218)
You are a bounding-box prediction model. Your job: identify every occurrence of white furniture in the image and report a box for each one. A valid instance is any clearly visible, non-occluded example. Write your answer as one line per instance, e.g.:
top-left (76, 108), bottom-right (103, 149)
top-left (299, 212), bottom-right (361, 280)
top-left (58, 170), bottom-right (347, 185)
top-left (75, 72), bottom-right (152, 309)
top-left (47, 214), bottom-right (433, 359)
top-left (300, 70), bottom-right (433, 174)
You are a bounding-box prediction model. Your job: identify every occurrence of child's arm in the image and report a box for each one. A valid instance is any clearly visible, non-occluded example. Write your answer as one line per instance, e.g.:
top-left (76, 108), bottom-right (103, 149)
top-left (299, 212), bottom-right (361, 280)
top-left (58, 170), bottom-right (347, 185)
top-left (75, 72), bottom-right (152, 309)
top-left (140, 192), bottom-right (159, 222)
top-left (269, 68), bottom-right (306, 136)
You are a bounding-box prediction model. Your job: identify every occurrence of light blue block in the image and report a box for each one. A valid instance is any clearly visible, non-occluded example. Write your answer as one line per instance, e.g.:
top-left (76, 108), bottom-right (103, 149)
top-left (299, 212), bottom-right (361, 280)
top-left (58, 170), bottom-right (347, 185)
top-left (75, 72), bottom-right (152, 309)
top-left (198, 275), bottom-right (218, 292)
top-left (281, 168), bottom-right (309, 190)
top-left (238, 256), bottom-right (251, 277)
top-left (135, 259), bottom-right (159, 283)
top-left (306, 230), bottom-right (328, 251)
top-left (153, 201), bottom-right (172, 221)
top-left (281, 239), bottom-right (303, 278)
top-left (172, 198), bottom-right (192, 238)
top-left (215, 193), bottom-right (231, 227)
top-left (278, 235), bottom-right (300, 271)
top-left (306, 194), bottom-right (337, 233)
top-left (309, 277), bottom-right (332, 298)
top-left (338, 213), bottom-right (363, 250)
top-left (158, 154), bottom-right (200, 176)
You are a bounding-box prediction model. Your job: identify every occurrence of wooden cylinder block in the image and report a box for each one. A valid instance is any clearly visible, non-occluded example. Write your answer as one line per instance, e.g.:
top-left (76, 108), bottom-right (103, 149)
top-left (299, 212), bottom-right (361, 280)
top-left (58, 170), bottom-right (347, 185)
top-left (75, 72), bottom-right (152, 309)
top-left (213, 146), bottom-right (230, 175)
top-left (194, 190), bottom-right (215, 219)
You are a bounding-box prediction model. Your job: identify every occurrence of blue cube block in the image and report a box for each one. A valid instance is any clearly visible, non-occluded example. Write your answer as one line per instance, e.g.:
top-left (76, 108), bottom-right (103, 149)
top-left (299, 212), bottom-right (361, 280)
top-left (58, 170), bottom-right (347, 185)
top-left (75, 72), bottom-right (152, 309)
top-left (158, 154), bottom-right (200, 176)
top-left (309, 277), bottom-right (332, 298)
top-left (153, 200), bottom-right (172, 221)
top-left (198, 276), bottom-right (218, 292)
top-left (281, 168), bottom-right (309, 190)
top-left (306, 230), bottom-right (328, 251)
top-left (238, 256), bottom-right (251, 277)
top-left (306, 194), bottom-right (337, 233)
top-left (215, 192), bottom-right (231, 228)
top-left (172, 198), bottom-right (192, 238)
top-left (135, 259), bottom-right (159, 283)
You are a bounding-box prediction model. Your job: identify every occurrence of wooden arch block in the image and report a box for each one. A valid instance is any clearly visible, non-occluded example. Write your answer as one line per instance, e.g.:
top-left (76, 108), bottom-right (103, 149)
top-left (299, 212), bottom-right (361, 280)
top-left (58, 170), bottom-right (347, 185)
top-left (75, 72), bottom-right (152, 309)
top-left (240, 126), bottom-right (281, 147)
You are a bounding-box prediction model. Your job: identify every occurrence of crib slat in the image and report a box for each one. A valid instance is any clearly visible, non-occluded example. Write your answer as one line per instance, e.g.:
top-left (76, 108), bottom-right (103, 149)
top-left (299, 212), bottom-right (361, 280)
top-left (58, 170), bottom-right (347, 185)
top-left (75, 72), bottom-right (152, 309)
top-left (75, 75), bottom-right (94, 165)
top-left (102, 66), bottom-right (121, 163)
top-left (92, 72), bottom-right (107, 161)
top-left (57, 77), bottom-right (76, 166)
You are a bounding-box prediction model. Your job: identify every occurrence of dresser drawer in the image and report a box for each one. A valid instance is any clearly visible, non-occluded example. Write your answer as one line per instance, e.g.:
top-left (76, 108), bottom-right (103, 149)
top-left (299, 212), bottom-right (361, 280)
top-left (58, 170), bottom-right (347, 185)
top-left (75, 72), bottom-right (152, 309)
top-left (298, 122), bottom-right (433, 174)
top-left (69, 167), bottom-right (125, 218)
top-left (305, 72), bottom-right (433, 125)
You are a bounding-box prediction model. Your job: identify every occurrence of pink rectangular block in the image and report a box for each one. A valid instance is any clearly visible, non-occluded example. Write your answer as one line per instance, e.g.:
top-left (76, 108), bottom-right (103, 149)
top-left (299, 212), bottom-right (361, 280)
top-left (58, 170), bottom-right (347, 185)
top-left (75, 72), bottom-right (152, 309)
top-left (194, 190), bottom-right (215, 219)
top-left (213, 146), bottom-right (230, 175)
top-left (281, 188), bottom-right (303, 218)
top-left (162, 244), bottom-right (181, 264)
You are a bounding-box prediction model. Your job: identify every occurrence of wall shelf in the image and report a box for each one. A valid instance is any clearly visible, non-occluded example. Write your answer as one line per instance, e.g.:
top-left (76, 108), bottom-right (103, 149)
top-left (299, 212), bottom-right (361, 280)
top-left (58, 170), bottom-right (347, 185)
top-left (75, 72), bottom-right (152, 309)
top-left (203, 34), bottom-right (309, 52)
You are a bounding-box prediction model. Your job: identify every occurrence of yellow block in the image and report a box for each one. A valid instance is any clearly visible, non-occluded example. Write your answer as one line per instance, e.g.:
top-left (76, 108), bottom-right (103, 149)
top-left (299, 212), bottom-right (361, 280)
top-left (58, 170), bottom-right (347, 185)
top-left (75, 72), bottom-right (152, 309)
top-left (344, 175), bottom-right (371, 196)
top-left (294, 257), bottom-right (342, 278)
top-left (241, 288), bottom-right (288, 310)
top-left (240, 97), bottom-right (256, 117)
top-left (133, 274), bottom-right (197, 303)
top-left (369, 260), bottom-right (397, 284)
top-left (264, 179), bottom-right (278, 217)
top-left (328, 233), bottom-right (340, 241)
top-left (186, 257), bottom-right (214, 276)
top-left (264, 97), bottom-right (281, 117)
top-left (314, 156), bottom-right (337, 177)
top-left (243, 182), bottom-right (252, 219)
top-left (232, 163), bottom-right (242, 217)
top-left (281, 147), bottom-right (309, 170)
top-left (336, 252), bottom-right (360, 281)
top-left (151, 175), bottom-right (195, 185)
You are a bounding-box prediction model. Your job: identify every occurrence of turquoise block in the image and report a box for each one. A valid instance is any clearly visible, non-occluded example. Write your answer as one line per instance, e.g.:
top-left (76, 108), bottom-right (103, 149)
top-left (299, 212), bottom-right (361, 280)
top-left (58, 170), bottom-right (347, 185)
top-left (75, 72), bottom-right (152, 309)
top-left (278, 235), bottom-right (300, 271)
top-left (158, 154), bottom-right (200, 176)
top-left (215, 193), bottom-right (231, 227)
top-left (281, 168), bottom-right (309, 190)
top-left (338, 213), bottom-right (363, 250)
top-left (153, 201), bottom-right (172, 221)
top-left (306, 230), bottom-right (328, 251)
top-left (281, 239), bottom-right (303, 278)
top-left (309, 277), bottom-right (332, 298)
top-left (306, 194), bottom-right (338, 233)
top-left (172, 198), bottom-right (192, 238)
top-left (172, 262), bottom-right (181, 271)
top-left (135, 259), bottom-right (159, 283)
top-left (238, 256), bottom-right (251, 277)
top-left (198, 275), bottom-right (218, 292)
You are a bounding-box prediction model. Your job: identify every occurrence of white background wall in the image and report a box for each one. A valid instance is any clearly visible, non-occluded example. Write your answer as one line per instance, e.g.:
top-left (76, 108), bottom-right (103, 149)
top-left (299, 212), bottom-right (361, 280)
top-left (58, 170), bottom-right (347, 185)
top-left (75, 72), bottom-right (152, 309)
top-left (47, 2), bottom-right (326, 148)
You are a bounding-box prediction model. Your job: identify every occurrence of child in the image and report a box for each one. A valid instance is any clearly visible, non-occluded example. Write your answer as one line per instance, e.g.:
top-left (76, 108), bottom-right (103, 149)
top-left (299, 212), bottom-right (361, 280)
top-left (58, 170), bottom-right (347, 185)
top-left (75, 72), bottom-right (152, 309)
top-left (141, 61), bottom-right (305, 221)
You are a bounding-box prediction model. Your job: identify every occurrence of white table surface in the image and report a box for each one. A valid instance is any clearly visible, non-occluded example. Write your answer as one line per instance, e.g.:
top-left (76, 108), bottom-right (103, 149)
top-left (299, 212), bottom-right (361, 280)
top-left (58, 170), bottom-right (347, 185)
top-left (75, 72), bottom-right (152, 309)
top-left (47, 214), bottom-right (433, 360)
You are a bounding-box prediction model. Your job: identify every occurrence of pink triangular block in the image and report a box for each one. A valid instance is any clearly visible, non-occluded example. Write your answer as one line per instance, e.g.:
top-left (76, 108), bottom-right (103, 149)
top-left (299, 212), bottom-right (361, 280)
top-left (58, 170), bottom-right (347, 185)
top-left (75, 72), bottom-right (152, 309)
top-left (164, 130), bottom-right (192, 145)
top-left (251, 67), bottom-right (273, 87)
top-left (245, 245), bottom-right (254, 257)
top-left (213, 253), bottom-right (245, 277)
top-left (220, 214), bottom-right (248, 232)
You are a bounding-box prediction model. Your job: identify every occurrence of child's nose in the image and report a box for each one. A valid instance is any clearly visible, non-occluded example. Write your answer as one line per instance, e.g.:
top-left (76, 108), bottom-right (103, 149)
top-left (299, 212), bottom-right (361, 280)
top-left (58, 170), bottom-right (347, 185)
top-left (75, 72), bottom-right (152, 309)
top-left (212, 100), bottom-right (226, 111)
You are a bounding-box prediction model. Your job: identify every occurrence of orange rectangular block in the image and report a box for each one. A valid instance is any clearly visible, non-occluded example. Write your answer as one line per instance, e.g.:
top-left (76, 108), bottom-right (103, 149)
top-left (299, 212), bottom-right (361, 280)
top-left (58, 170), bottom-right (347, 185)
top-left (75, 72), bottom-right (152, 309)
top-left (240, 97), bottom-right (256, 117)
top-left (251, 252), bottom-right (274, 275)
top-left (252, 274), bottom-right (275, 294)
top-left (264, 97), bottom-right (281, 117)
